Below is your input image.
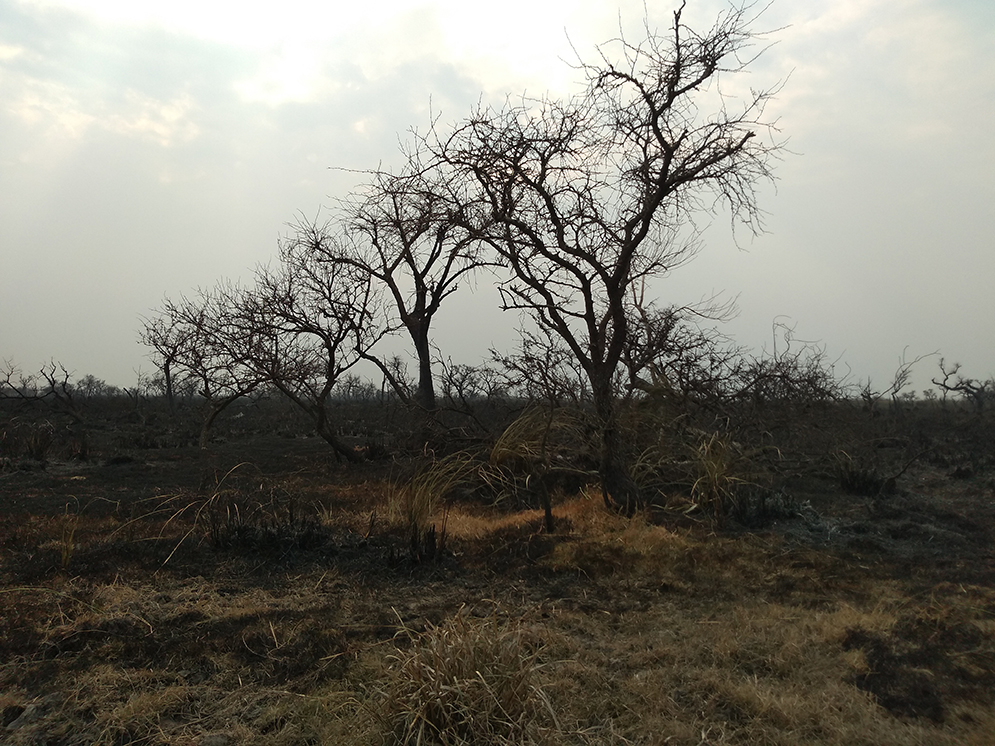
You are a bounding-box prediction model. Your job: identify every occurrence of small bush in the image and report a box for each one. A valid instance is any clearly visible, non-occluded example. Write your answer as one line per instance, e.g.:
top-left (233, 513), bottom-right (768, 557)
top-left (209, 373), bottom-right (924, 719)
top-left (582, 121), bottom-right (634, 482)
top-left (25, 421), bottom-right (54, 461)
top-left (0, 420), bottom-right (56, 461)
top-left (835, 451), bottom-right (895, 497)
top-left (206, 487), bottom-right (327, 554)
top-left (65, 427), bottom-right (89, 460)
top-left (730, 486), bottom-right (800, 528)
top-left (382, 610), bottom-right (555, 745)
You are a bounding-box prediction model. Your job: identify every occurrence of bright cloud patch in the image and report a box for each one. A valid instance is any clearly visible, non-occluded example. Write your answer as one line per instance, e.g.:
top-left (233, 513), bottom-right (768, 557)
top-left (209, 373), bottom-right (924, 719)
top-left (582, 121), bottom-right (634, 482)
top-left (104, 91), bottom-right (199, 145)
top-left (233, 46), bottom-right (326, 106)
top-left (5, 78), bottom-right (94, 137)
top-left (0, 42), bottom-right (24, 60)
top-left (3, 72), bottom-right (198, 147)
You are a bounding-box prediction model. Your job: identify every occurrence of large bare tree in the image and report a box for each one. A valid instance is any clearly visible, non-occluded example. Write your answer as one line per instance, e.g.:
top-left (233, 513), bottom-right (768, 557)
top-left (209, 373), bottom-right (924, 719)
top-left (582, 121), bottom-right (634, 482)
top-left (435, 4), bottom-right (781, 511)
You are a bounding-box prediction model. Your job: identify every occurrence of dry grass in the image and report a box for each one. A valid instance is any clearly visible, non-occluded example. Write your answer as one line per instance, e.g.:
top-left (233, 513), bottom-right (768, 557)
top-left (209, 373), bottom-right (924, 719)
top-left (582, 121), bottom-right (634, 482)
top-left (489, 407), bottom-right (590, 472)
top-left (379, 609), bottom-right (556, 745)
top-left (1, 437), bottom-right (993, 746)
top-left (389, 451), bottom-right (478, 561)
top-left (391, 453), bottom-right (476, 528)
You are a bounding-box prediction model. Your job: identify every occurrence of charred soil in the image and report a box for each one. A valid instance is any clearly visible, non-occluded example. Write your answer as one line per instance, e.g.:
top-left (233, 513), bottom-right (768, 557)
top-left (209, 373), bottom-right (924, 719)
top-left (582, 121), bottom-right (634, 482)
top-left (1, 405), bottom-right (993, 745)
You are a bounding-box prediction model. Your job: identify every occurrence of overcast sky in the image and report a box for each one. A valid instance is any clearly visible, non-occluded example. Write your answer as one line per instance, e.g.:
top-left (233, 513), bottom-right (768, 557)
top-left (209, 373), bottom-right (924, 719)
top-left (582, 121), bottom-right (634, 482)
top-left (1, 0), bottom-right (993, 393)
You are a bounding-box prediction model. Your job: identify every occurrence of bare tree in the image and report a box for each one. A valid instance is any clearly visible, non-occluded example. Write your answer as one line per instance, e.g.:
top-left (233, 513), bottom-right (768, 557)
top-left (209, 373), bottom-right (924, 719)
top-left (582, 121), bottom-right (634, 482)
top-left (1, 360), bottom-right (80, 419)
top-left (858, 348), bottom-right (935, 414)
top-left (622, 294), bottom-right (744, 412)
top-left (142, 285), bottom-right (268, 447)
top-left (0, 361), bottom-right (87, 422)
top-left (1, 360), bottom-right (31, 400)
top-left (142, 222), bottom-right (392, 455)
top-left (932, 358), bottom-right (993, 412)
top-left (330, 152), bottom-right (489, 416)
top-left (493, 325), bottom-right (590, 408)
top-left (434, 4), bottom-right (781, 511)
top-left (74, 374), bottom-right (118, 403)
top-left (139, 305), bottom-right (194, 412)
top-left (241, 220), bottom-right (392, 461)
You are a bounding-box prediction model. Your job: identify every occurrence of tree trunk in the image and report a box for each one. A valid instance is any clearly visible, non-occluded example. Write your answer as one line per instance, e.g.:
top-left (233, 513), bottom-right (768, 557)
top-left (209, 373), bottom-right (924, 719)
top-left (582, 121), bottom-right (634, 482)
top-left (592, 371), bottom-right (640, 515)
top-left (410, 321), bottom-right (437, 413)
top-left (199, 403), bottom-right (225, 448)
top-left (163, 361), bottom-right (175, 413)
top-left (199, 392), bottom-right (251, 448)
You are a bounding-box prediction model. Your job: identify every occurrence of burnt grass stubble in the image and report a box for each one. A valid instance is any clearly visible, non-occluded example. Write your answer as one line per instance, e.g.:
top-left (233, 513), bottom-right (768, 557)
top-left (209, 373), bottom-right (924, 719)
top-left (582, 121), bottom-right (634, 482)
top-left (0, 396), bottom-right (993, 743)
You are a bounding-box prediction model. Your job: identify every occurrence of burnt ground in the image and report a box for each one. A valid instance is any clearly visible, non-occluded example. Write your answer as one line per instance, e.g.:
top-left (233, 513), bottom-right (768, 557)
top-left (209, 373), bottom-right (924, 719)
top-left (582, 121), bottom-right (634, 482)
top-left (1, 422), bottom-right (994, 745)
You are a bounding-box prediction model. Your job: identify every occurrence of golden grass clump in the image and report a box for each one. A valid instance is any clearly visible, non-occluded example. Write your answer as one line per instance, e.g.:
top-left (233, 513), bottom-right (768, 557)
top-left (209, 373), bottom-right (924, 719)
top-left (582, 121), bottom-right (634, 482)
top-left (381, 609), bottom-right (556, 745)
top-left (489, 407), bottom-right (589, 471)
top-left (688, 431), bottom-right (760, 522)
top-left (392, 452), bottom-right (476, 530)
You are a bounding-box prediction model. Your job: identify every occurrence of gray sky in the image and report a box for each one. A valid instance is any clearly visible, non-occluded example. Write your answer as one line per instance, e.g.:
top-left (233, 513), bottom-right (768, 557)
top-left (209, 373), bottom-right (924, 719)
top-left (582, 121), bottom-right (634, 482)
top-left (1, 0), bottom-right (993, 393)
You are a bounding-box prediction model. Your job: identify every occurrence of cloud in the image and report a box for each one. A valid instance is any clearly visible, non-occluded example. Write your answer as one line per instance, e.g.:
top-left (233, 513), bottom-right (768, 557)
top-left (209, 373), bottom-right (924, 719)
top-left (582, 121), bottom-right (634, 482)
top-left (0, 2), bottom-right (220, 156)
top-left (769, 0), bottom-right (995, 141)
top-left (233, 45), bottom-right (327, 106)
top-left (4, 80), bottom-right (199, 149)
top-left (104, 90), bottom-right (199, 145)
top-left (0, 41), bottom-right (23, 59)
top-left (4, 77), bottom-right (94, 138)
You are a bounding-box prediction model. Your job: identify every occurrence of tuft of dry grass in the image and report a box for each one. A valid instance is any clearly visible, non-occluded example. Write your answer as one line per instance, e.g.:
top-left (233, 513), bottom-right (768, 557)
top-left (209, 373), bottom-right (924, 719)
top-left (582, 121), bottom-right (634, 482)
top-left (390, 451), bottom-right (477, 560)
top-left (687, 431), bottom-right (769, 523)
top-left (489, 407), bottom-right (589, 472)
top-left (380, 608), bottom-right (557, 745)
top-left (391, 452), bottom-right (476, 529)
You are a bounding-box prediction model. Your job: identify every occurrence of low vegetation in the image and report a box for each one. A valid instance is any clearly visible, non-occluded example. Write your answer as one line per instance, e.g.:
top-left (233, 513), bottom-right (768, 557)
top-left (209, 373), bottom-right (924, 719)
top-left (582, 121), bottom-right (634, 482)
top-left (0, 380), bottom-right (993, 745)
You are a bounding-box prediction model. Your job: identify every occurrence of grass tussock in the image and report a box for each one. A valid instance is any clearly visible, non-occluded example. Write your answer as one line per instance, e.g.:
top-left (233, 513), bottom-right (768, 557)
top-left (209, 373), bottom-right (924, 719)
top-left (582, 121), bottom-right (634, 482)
top-left (489, 407), bottom-right (590, 472)
top-left (381, 609), bottom-right (556, 745)
top-left (391, 451), bottom-right (478, 560)
top-left (688, 431), bottom-right (765, 521)
top-left (391, 452), bottom-right (477, 529)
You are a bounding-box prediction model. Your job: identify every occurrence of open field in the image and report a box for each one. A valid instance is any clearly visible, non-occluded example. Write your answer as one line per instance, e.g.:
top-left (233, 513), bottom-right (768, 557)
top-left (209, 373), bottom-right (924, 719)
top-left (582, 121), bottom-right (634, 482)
top-left (1, 405), bottom-right (994, 745)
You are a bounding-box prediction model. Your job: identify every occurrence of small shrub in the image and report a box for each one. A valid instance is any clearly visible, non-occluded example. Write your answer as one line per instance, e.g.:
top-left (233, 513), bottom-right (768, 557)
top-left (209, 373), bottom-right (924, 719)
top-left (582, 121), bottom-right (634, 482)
top-left (25, 421), bottom-right (55, 461)
top-left (2, 420), bottom-right (58, 461)
top-left (206, 487), bottom-right (326, 554)
top-left (382, 610), bottom-right (555, 745)
top-left (117, 464), bottom-right (329, 565)
top-left (730, 486), bottom-right (800, 528)
top-left (65, 427), bottom-right (89, 460)
top-left (835, 451), bottom-right (895, 496)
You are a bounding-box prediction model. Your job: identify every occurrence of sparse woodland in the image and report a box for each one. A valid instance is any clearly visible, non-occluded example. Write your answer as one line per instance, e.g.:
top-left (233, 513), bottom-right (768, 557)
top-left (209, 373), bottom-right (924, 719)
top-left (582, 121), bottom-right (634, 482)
top-left (2, 5), bottom-right (994, 745)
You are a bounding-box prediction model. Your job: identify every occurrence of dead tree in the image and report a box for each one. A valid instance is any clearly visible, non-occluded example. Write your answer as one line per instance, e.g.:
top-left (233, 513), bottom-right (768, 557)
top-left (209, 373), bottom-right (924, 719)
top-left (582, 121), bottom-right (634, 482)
top-left (435, 4), bottom-right (781, 511)
top-left (0, 361), bottom-right (85, 423)
top-left (932, 358), bottom-right (993, 412)
top-left (139, 305), bottom-right (193, 412)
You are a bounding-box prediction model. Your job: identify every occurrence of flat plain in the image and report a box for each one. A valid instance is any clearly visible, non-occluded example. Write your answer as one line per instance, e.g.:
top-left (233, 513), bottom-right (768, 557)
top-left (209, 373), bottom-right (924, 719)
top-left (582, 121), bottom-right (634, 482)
top-left (1, 403), bottom-right (993, 745)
